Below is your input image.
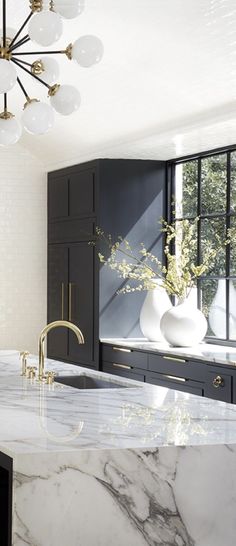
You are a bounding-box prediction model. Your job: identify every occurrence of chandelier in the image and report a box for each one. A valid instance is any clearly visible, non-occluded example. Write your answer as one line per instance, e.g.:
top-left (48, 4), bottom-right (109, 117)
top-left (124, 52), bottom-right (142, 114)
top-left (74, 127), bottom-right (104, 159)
top-left (0, 0), bottom-right (104, 146)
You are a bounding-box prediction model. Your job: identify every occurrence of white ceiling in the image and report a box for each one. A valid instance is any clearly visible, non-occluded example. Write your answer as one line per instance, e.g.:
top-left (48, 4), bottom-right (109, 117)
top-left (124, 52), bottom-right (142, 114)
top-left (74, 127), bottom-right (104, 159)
top-left (5, 0), bottom-right (236, 168)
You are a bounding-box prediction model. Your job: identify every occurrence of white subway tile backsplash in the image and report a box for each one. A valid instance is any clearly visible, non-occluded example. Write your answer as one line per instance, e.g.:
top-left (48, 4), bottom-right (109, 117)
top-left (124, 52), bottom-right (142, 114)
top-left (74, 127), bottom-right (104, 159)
top-left (0, 146), bottom-right (47, 353)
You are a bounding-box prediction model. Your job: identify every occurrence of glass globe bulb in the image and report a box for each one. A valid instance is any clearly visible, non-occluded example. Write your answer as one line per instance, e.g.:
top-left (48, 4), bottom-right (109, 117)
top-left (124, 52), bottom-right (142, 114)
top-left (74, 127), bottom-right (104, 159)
top-left (0, 59), bottom-right (17, 94)
top-left (0, 116), bottom-right (22, 146)
top-left (50, 85), bottom-right (81, 116)
top-left (22, 101), bottom-right (55, 135)
top-left (72, 35), bottom-right (104, 67)
top-left (32, 56), bottom-right (60, 85)
top-left (53, 1), bottom-right (85, 19)
top-left (28, 11), bottom-right (63, 47)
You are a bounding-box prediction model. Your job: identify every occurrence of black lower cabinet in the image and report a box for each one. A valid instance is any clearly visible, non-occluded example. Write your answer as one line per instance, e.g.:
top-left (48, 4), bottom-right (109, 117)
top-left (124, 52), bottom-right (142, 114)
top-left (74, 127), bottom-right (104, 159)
top-left (204, 369), bottom-right (233, 403)
top-left (102, 362), bottom-right (145, 382)
top-left (100, 343), bottom-right (236, 403)
top-left (47, 242), bottom-right (98, 369)
top-left (145, 373), bottom-right (204, 396)
top-left (0, 452), bottom-right (12, 546)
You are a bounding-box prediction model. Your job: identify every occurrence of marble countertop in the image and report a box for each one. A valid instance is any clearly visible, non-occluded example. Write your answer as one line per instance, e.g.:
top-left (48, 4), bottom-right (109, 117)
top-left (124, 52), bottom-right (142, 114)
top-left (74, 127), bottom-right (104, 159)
top-left (101, 337), bottom-right (236, 366)
top-left (1, 350), bottom-right (236, 458)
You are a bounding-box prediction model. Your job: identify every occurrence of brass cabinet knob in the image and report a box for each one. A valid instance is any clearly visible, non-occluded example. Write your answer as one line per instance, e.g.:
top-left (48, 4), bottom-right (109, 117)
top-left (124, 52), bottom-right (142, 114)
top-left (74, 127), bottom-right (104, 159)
top-left (212, 375), bottom-right (224, 388)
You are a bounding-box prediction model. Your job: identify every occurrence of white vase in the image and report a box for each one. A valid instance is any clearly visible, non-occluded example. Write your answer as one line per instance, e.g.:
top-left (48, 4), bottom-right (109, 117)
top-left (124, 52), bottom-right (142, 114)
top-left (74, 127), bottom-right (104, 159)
top-left (160, 296), bottom-right (207, 347)
top-left (139, 279), bottom-right (172, 342)
top-left (209, 279), bottom-right (236, 338)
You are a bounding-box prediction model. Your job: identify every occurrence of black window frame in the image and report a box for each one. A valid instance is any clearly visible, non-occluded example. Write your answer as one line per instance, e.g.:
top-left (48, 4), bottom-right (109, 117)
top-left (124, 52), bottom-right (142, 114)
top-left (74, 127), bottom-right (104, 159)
top-left (167, 143), bottom-right (236, 347)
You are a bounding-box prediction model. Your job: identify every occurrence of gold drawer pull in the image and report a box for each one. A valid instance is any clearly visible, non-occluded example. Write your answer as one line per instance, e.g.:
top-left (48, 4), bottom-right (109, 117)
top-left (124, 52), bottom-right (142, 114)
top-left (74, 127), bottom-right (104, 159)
top-left (112, 363), bottom-right (132, 370)
top-left (163, 374), bottom-right (186, 382)
top-left (163, 356), bottom-right (186, 363)
top-left (61, 283), bottom-right (64, 320)
top-left (113, 347), bottom-right (132, 353)
top-left (213, 375), bottom-right (224, 388)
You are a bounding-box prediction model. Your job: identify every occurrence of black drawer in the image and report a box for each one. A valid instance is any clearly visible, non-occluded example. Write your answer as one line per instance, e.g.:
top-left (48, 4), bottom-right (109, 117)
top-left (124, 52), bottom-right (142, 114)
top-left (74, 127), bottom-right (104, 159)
top-left (48, 218), bottom-right (95, 243)
top-left (146, 372), bottom-right (204, 397)
top-left (148, 353), bottom-right (205, 381)
top-left (101, 344), bottom-right (148, 370)
top-left (102, 362), bottom-right (145, 382)
top-left (204, 370), bottom-right (233, 403)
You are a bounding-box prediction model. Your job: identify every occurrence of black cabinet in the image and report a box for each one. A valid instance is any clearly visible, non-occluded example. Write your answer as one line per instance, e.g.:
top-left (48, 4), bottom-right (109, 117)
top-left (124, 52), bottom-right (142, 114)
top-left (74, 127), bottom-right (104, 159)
top-left (0, 452), bottom-right (12, 546)
top-left (47, 242), bottom-right (98, 368)
top-left (48, 166), bottom-right (97, 221)
top-left (48, 159), bottom-right (166, 368)
top-left (204, 368), bottom-right (233, 403)
top-left (146, 372), bottom-right (204, 396)
top-left (100, 342), bottom-right (236, 404)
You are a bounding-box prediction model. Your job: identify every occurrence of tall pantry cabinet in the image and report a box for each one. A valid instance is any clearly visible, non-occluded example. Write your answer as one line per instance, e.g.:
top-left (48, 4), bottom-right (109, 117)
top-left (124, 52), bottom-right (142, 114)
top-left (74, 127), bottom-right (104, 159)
top-left (47, 159), bottom-right (166, 369)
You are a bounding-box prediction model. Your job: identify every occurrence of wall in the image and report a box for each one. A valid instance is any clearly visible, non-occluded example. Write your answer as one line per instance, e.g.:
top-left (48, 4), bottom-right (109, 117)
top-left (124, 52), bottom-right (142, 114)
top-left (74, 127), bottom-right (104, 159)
top-left (0, 146), bottom-right (47, 353)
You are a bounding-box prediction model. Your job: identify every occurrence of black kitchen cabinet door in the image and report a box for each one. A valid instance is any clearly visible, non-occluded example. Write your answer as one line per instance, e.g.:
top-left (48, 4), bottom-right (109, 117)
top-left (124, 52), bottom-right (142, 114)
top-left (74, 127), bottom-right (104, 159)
top-left (146, 373), bottom-right (204, 397)
top-left (47, 242), bottom-right (98, 368)
top-left (48, 175), bottom-right (68, 220)
top-left (67, 243), bottom-right (97, 366)
top-left (48, 168), bottom-right (96, 222)
top-left (47, 245), bottom-right (68, 360)
top-left (69, 170), bottom-right (96, 218)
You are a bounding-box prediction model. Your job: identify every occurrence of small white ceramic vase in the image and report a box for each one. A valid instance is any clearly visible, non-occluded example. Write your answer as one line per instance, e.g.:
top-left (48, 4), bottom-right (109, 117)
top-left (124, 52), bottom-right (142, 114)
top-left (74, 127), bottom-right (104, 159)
top-left (139, 279), bottom-right (172, 342)
top-left (160, 295), bottom-right (207, 347)
top-left (209, 279), bottom-right (236, 338)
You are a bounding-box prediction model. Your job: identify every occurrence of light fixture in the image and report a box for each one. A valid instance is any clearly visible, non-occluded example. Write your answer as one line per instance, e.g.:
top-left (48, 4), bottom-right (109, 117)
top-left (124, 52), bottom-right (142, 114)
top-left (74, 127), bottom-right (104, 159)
top-left (0, 0), bottom-right (104, 146)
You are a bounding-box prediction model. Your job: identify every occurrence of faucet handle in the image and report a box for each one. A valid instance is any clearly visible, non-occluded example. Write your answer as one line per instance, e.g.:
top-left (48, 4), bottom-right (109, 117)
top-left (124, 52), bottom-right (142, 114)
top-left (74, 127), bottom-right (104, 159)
top-left (26, 366), bottom-right (37, 380)
top-left (20, 351), bottom-right (30, 376)
top-left (44, 371), bottom-right (56, 385)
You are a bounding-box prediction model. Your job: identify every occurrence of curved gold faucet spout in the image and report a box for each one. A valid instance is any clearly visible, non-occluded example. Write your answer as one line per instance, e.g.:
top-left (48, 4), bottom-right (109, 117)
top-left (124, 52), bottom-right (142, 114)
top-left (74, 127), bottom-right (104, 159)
top-left (38, 320), bottom-right (84, 380)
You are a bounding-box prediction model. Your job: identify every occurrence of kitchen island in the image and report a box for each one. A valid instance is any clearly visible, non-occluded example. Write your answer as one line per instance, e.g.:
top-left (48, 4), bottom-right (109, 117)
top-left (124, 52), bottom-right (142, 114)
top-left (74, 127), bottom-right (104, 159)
top-left (1, 351), bottom-right (236, 546)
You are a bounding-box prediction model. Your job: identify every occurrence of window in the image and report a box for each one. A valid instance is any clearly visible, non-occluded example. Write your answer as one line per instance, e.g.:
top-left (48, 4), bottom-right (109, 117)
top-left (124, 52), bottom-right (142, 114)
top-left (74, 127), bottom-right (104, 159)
top-left (170, 147), bottom-right (236, 344)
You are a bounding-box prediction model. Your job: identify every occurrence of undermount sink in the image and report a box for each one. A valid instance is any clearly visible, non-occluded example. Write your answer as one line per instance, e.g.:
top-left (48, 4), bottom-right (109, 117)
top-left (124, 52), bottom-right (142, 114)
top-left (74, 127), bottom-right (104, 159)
top-left (55, 374), bottom-right (131, 390)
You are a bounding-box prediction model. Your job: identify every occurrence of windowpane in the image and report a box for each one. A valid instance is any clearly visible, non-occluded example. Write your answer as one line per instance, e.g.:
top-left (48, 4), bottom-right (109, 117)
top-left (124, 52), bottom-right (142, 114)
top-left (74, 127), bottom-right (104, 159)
top-left (230, 151), bottom-right (236, 213)
top-left (201, 154), bottom-right (227, 215)
top-left (230, 217), bottom-right (236, 275)
top-left (229, 280), bottom-right (236, 340)
top-left (200, 218), bottom-right (226, 276)
top-left (175, 161), bottom-right (198, 218)
top-left (200, 279), bottom-right (226, 339)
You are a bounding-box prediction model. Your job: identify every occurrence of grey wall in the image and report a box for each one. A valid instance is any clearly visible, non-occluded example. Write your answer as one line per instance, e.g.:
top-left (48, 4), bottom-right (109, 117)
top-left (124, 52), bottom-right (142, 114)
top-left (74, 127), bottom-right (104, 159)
top-left (99, 160), bottom-right (166, 338)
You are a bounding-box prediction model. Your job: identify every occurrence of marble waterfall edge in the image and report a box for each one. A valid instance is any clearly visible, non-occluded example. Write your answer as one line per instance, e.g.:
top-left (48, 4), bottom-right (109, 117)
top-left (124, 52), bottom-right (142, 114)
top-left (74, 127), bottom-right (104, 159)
top-left (1, 352), bottom-right (236, 545)
top-left (13, 445), bottom-right (236, 546)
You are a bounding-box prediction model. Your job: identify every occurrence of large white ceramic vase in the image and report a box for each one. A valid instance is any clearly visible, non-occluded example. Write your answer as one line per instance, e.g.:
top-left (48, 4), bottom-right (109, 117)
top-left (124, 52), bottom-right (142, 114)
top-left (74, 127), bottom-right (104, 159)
top-left (209, 279), bottom-right (236, 338)
top-left (139, 279), bottom-right (172, 341)
top-left (160, 291), bottom-right (207, 347)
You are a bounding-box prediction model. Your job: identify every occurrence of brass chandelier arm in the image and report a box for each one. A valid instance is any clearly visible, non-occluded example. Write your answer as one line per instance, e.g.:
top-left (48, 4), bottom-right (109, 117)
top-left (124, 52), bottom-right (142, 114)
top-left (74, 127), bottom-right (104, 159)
top-left (4, 93), bottom-right (7, 115)
top-left (9, 35), bottom-right (31, 53)
top-left (13, 49), bottom-right (70, 57)
top-left (11, 58), bottom-right (51, 90)
top-left (2, 0), bottom-right (6, 49)
top-left (9, 12), bottom-right (33, 49)
top-left (17, 77), bottom-right (30, 102)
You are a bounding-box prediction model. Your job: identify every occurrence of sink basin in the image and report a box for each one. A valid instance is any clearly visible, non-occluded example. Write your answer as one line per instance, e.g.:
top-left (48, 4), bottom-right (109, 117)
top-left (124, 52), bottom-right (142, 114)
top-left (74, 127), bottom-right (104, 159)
top-left (55, 374), bottom-right (131, 390)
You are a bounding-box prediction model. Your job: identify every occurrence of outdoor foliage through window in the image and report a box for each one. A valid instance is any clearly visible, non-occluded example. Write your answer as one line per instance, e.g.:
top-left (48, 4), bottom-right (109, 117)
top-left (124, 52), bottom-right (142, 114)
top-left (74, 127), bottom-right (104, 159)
top-left (174, 150), bottom-right (236, 342)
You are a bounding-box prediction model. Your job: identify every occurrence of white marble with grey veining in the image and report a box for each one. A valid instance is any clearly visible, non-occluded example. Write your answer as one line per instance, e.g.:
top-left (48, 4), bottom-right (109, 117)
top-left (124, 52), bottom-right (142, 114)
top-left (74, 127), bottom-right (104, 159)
top-left (0, 351), bottom-right (236, 545)
top-left (101, 337), bottom-right (236, 367)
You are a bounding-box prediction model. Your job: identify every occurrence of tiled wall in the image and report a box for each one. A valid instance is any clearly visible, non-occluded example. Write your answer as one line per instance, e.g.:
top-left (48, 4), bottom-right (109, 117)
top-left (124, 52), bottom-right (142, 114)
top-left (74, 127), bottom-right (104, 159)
top-left (0, 146), bottom-right (47, 353)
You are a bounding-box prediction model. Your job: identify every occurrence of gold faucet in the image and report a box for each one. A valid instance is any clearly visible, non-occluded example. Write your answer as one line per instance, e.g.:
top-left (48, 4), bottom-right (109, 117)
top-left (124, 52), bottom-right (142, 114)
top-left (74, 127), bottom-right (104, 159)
top-left (38, 320), bottom-right (84, 382)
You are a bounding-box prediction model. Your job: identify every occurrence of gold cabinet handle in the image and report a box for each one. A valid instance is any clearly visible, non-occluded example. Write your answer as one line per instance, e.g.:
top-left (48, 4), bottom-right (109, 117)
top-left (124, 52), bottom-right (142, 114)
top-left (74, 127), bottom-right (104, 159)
top-left (213, 375), bottom-right (224, 388)
top-left (112, 363), bottom-right (133, 370)
top-left (113, 347), bottom-right (132, 353)
top-left (163, 374), bottom-right (186, 382)
top-left (68, 282), bottom-right (72, 322)
top-left (61, 283), bottom-right (64, 320)
top-left (163, 356), bottom-right (186, 363)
